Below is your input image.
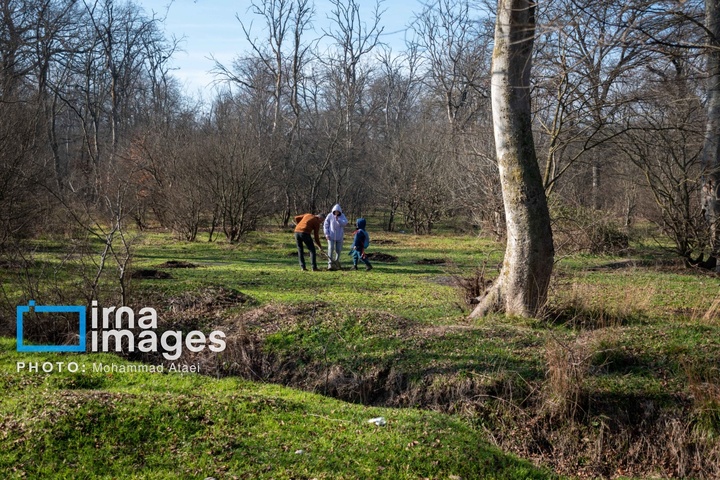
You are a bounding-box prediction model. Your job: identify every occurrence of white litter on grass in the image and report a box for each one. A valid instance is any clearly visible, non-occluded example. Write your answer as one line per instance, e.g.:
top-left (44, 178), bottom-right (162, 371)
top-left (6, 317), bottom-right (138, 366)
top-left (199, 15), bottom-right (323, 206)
top-left (367, 417), bottom-right (387, 426)
top-left (295, 449), bottom-right (305, 455)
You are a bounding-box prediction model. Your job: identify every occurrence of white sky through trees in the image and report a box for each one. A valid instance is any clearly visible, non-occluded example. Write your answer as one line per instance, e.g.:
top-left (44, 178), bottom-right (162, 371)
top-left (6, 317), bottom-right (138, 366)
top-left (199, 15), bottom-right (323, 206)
top-left (137, 0), bottom-right (418, 96)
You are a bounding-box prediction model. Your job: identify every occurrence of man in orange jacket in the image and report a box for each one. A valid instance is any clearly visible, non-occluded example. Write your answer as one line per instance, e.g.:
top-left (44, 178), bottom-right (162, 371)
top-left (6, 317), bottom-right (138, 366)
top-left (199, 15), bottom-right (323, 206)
top-left (294, 213), bottom-right (325, 271)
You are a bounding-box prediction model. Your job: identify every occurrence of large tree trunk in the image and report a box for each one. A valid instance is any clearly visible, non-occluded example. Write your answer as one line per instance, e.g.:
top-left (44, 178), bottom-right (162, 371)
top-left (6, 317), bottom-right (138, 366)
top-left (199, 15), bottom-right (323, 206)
top-left (470, 0), bottom-right (554, 319)
top-left (702, 0), bottom-right (720, 253)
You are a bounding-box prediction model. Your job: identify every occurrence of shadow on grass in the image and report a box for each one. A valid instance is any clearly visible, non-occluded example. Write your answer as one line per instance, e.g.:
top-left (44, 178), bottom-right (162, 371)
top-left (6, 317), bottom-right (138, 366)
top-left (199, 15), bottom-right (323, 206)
top-left (541, 303), bottom-right (649, 331)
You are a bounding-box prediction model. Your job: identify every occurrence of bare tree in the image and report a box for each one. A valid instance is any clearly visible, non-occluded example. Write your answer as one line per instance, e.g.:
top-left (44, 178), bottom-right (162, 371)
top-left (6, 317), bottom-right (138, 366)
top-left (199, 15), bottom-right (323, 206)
top-left (702, 0), bottom-right (720, 252)
top-left (205, 94), bottom-right (272, 243)
top-left (411, 0), bottom-right (492, 130)
top-left (0, 0), bottom-right (37, 95)
top-left (599, 36), bottom-right (705, 259)
top-left (319, 0), bottom-right (384, 204)
top-left (372, 47), bottom-right (424, 231)
top-left (534, 0), bottom-right (652, 203)
top-left (217, 0), bottom-right (311, 134)
top-left (0, 0), bottom-right (78, 242)
top-left (214, 0), bottom-right (314, 225)
top-left (471, 0), bottom-right (554, 319)
top-left (0, 102), bottom-right (42, 246)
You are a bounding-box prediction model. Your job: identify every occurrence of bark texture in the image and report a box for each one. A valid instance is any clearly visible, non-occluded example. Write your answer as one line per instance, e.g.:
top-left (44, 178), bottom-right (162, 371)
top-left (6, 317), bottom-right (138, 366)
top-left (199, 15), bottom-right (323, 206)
top-left (470, 0), bottom-right (554, 318)
top-left (702, 0), bottom-right (720, 252)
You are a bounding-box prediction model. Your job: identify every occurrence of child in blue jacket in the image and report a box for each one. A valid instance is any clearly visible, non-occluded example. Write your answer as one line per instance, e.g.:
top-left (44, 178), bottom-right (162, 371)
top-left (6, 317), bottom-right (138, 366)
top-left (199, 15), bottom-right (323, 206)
top-left (349, 218), bottom-right (372, 271)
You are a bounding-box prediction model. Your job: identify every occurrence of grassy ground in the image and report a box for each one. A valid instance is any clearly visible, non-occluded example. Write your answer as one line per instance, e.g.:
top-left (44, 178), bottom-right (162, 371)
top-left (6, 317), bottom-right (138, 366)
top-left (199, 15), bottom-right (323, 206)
top-left (0, 338), bottom-right (552, 479)
top-left (2, 223), bottom-right (720, 477)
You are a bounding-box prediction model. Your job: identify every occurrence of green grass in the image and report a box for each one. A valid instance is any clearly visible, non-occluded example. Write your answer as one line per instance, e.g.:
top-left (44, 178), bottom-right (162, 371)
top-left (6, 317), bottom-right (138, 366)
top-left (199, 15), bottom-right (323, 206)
top-left (3, 226), bottom-right (720, 477)
top-left (4, 228), bottom-right (720, 402)
top-left (0, 338), bottom-right (553, 479)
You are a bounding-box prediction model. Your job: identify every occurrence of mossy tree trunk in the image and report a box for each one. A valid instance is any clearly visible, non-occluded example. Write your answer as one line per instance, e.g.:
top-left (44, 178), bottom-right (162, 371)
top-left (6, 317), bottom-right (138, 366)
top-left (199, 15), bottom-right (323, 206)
top-left (470, 0), bottom-right (554, 319)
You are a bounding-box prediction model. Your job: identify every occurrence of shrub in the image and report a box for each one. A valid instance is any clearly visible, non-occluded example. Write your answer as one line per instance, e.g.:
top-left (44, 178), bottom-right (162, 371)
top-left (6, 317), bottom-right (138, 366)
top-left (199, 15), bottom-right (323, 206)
top-left (552, 204), bottom-right (630, 255)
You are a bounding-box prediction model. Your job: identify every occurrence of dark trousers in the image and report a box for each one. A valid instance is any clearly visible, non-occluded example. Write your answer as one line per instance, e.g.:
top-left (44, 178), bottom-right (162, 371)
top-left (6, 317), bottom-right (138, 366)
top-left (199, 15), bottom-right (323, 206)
top-left (350, 248), bottom-right (371, 268)
top-left (294, 232), bottom-right (317, 269)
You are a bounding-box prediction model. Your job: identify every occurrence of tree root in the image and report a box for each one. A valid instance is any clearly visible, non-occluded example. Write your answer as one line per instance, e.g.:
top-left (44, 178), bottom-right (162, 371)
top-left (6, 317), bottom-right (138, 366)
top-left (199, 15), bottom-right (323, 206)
top-left (469, 279), bottom-right (504, 319)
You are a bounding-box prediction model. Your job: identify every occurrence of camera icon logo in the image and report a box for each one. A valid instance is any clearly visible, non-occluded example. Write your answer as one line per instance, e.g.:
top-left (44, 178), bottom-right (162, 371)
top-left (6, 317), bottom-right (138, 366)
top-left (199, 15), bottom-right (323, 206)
top-left (16, 301), bottom-right (87, 352)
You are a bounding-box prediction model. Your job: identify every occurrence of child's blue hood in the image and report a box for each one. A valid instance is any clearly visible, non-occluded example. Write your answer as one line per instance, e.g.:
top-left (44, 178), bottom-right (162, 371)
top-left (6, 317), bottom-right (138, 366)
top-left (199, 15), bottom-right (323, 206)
top-left (356, 218), bottom-right (366, 229)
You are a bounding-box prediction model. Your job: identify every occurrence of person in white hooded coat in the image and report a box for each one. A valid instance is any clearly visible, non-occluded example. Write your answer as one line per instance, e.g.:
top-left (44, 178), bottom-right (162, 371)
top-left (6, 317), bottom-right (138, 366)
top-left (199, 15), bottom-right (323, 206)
top-left (323, 204), bottom-right (349, 270)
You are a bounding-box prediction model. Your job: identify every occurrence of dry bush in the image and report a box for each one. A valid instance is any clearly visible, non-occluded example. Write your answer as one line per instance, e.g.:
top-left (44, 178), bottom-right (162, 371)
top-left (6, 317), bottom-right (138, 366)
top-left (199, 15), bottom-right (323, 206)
top-left (552, 204), bottom-right (630, 255)
top-left (686, 361), bottom-right (720, 440)
top-left (702, 295), bottom-right (720, 324)
top-left (543, 335), bottom-right (592, 421)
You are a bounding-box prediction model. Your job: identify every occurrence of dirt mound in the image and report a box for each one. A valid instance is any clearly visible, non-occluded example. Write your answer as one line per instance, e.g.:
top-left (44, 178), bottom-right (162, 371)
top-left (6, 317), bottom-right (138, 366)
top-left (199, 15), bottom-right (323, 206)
top-left (366, 252), bottom-right (397, 262)
top-left (131, 269), bottom-right (172, 279)
top-left (416, 258), bottom-right (448, 265)
top-left (168, 286), bottom-right (256, 312)
top-left (155, 260), bottom-right (198, 268)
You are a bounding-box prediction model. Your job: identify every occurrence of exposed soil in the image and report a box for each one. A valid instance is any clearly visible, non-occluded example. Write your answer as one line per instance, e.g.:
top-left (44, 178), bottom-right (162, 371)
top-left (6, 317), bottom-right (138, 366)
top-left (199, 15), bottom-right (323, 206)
top-left (155, 260), bottom-right (199, 269)
top-left (365, 252), bottom-right (398, 262)
top-left (416, 258), bottom-right (448, 265)
top-left (130, 269), bottom-right (172, 279)
top-left (166, 285), bottom-right (256, 312)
